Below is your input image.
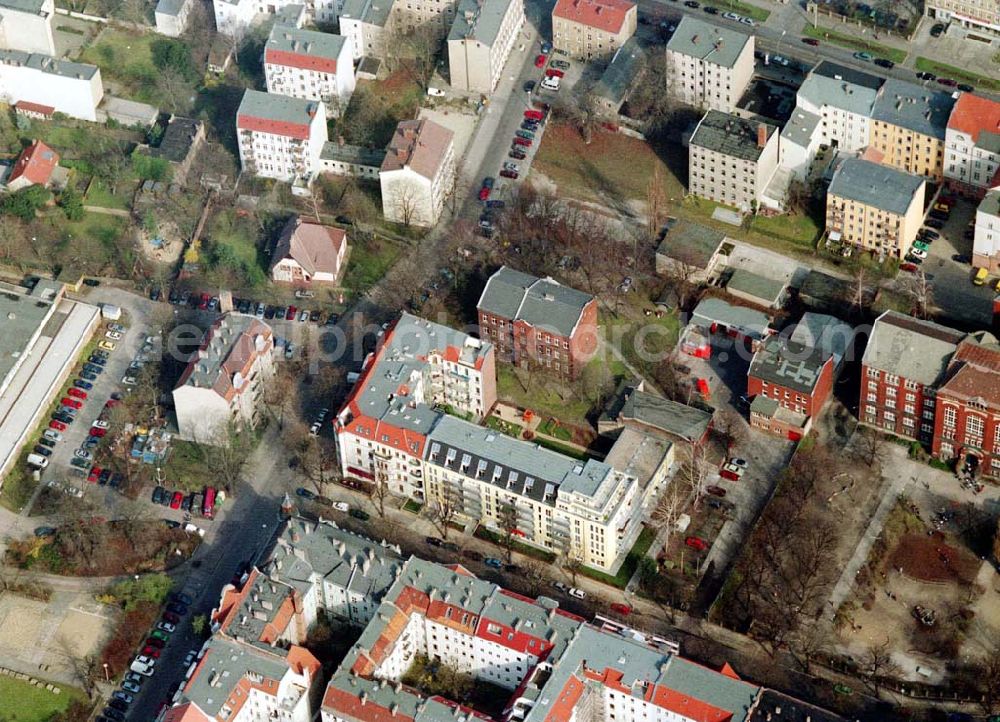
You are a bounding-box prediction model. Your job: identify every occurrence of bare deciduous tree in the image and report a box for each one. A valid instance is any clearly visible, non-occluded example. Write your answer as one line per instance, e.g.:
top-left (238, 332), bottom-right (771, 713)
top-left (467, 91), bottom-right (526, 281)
top-left (429, 484), bottom-right (461, 540)
top-left (387, 180), bottom-right (423, 227)
top-left (861, 639), bottom-right (901, 698)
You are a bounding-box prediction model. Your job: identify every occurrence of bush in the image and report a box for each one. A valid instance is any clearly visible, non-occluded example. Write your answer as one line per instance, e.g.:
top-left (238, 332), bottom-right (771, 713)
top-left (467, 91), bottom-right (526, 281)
top-left (0, 185), bottom-right (50, 220)
top-left (59, 186), bottom-right (84, 221)
top-left (151, 37), bottom-right (196, 81)
top-left (106, 573), bottom-right (173, 611)
top-left (132, 150), bottom-right (172, 182)
top-left (100, 602), bottom-right (159, 677)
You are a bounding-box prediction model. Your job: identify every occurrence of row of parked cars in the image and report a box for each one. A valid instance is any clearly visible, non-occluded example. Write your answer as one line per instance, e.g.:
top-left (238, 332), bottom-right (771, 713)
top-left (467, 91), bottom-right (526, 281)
top-left (166, 288), bottom-right (339, 327)
top-left (28, 325), bottom-right (124, 471)
top-left (152, 485), bottom-right (217, 519)
top-left (97, 592), bottom-right (194, 722)
top-left (901, 195), bottom-right (956, 271)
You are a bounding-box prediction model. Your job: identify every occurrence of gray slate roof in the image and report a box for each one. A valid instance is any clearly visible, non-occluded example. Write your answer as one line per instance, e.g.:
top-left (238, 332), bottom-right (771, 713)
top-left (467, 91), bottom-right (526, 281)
top-left (339, 0), bottom-right (392, 27)
top-left (798, 60), bottom-right (882, 117)
top-left (321, 141), bottom-right (386, 167)
top-left (237, 88), bottom-right (320, 126)
top-left (267, 25), bottom-right (347, 61)
top-left (780, 107), bottom-right (820, 149)
top-left (155, 0), bottom-right (187, 16)
top-left (871, 79), bottom-right (956, 140)
top-left (594, 36), bottom-right (644, 106)
top-left (691, 297), bottom-right (771, 338)
top-left (666, 15), bottom-right (751, 69)
top-left (863, 310), bottom-right (964, 385)
top-left (448, 0), bottom-right (516, 45)
top-left (0, 49), bottom-right (99, 80)
top-left (0, 0), bottom-right (45, 13)
top-left (981, 190), bottom-right (1000, 218)
top-left (750, 335), bottom-right (830, 395)
top-left (828, 158), bottom-right (924, 216)
top-left (477, 266), bottom-right (594, 338)
top-left (617, 387), bottom-right (713, 443)
top-left (727, 268), bottom-right (785, 306)
top-left (691, 110), bottom-right (775, 162)
top-left (789, 312), bottom-right (853, 366)
top-left (148, 117), bottom-right (201, 163)
top-left (656, 219), bottom-right (727, 269)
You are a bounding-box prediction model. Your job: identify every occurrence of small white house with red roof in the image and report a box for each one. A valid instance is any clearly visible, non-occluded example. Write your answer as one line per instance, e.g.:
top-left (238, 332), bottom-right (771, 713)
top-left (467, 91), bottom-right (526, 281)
top-left (6, 139), bottom-right (59, 192)
top-left (269, 215), bottom-right (348, 284)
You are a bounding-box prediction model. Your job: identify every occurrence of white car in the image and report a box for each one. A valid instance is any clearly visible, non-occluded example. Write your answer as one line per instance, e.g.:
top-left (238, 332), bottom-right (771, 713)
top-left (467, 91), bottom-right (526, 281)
top-left (157, 621), bottom-right (176, 633)
top-left (73, 449), bottom-right (93, 461)
top-left (93, 419), bottom-right (110, 429)
top-left (130, 660), bottom-right (154, 677)
top-left (43, 429), bottom-right (62, 442)
top-left (106, 330), bottom-right (123, 340)
top-left (909, 247), bottom-right (928, 260)
top-left (66, 485), bottom-right (84, 498)
top-left (740, 17), bottom-right (754, 26)
top-left (135, 655), bottom-right (156, 668)
top-left (569, 587), bottom-right (587, 600)
top-left (552, 581), bottom-right (569, 593)
top-left (427, 87), bottom-right (446, 97)
top-left (333, 501), bottom-right (350, 512)
top-left (541, 76), bottom-right (560, 91)
top-left (122, 375), bottom-right (137, 386)
top-left (309, 422), bottom-right (321, 437)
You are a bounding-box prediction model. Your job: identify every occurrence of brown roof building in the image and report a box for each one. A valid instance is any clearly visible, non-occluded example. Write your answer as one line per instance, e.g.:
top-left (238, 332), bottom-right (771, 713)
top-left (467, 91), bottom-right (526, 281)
top-left (269, 215), bottom-right (348, 285)
top-left (379, 118), bottom-right (456, 227)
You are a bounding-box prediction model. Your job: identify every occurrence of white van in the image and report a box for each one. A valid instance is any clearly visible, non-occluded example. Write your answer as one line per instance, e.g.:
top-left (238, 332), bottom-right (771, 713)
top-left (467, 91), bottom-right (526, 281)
top-left (26, 453), bottom-right (48, 469)
top-left (541, 75), bottom-right (560, 91)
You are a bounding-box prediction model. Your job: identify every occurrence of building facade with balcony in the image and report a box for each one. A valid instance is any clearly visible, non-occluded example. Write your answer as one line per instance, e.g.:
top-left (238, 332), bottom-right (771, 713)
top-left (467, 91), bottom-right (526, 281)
top-left (551, 0), bottom-right (636, 61)
top-left (172, 314), bottom-right (275, 444)
top-left (944, 92), bottom-right (1000, 199)
top-left (869, 79), bottom-right (955, 181)
top-left (423, 416), bottom-right (649, 571)
top-left (860, 311), bottom-right (965, 444)
top-left (236, 89), bottom-right (327, 183)
top-left (476, 266), bottom-right (598, 380)
top-left (688, 110), bottom-right (779, 211)
top-left (264, 26), bottom-right (355, 114)
top-left (333, 313), bottom-right (496, 498)
top-left (825, 158), bottom-right (925, 259)
top-left (664, 16), bottom-right (753, 113)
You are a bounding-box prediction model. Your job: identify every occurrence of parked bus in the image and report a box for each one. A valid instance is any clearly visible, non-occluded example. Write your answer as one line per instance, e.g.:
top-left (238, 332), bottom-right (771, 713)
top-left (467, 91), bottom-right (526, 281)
top-left (202, 487), bottom-right (216, 519)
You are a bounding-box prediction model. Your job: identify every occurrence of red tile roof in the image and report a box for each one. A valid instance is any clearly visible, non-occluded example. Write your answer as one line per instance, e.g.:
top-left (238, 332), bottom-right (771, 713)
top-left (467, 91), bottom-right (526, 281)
top-left (8, 139), bottom-right (59, 187)
top-left (162, 702), bottom-right (213, 722)
top-left (947, 93), bottom-right (1000, 144)
top-left (265, 48), bottom-right (338, 74)
top-left (237, 114), bottom-right (312, 140)
top-left (13, 101), bottom-right (55, 117)
top-left (552, 0), bottom-right (634, 34)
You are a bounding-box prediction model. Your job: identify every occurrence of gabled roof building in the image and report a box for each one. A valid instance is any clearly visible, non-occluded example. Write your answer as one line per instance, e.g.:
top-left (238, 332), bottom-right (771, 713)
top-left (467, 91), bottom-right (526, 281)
top-left (269, 215), bottom-right (348, 285)
top-left (5, 139), bottom-right (58, 191)
top-left (379, 119), bottom-right (456, 228)
top-left (664, 16), bottom-right (754, 113)
top-left (944, 92), bottom-right (1000, 198)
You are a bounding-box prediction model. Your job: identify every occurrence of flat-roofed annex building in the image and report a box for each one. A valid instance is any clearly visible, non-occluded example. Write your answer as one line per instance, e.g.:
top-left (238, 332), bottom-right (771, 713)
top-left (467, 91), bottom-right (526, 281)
top-left (825, 157), bottom-right (926, 259)
top-left (665, 15), bottom-right (753, 113)
top-left (551, 0), bottom-right (636, 61)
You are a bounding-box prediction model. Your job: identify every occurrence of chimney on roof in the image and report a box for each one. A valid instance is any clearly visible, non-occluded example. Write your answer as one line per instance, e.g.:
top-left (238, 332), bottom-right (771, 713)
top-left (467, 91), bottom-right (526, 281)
top-left (691, 34), bottom-right (699, 44)
top-left (757, 124), bottom-right (767, 149)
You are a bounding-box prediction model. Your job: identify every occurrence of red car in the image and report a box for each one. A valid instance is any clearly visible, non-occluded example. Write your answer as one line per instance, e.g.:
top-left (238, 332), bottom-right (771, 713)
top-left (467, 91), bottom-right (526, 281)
top-left (545, 68), bottom-right (564, 78)
top-left (900, 262), bottom-right (919, 273)
top-left (162, 611), bottom-right (181, 625)
top-left (685, 536), bottom-right (708, 551)
top-left (524, 109), bottom-right (544, 121)
top-left (141, 646), bottom-right (162, 659)
top-left (285, 306), bottom-right (297, 321)
top-left (610, 603), bottom-right (633, 616)
top-left (513, 137), bottom-right (532, 147)
top-left (170, 492), bottom-right (183, 509)
top-left (60, 397), bottom-right (82, 409)
top-left (802, 37), bottom-right (819, 46)
top-left (87, 467), bottom-right (102, 483)
top-left (67, 388), bottom-right (88, 400)
top-left (706, 485), bottom-right (728, 497)
top-left (534, 54), bottom-right (546, 68)
top-left (198, 293), bottom-right (210, 310)
top-left (89, 427), bottom-right (107, 437)
top-left (937, 77), bottom-right (957, 87)
top-left (49, 420), bottom-right (67, 432)
top-left (145, 637), bottom-right (165, 649)
top-left (105, 399), bottom-right (120, 409)
top-left (479, 186), bottom-right (491, 201)
top-left (499, 169), bottom-right (519, 179)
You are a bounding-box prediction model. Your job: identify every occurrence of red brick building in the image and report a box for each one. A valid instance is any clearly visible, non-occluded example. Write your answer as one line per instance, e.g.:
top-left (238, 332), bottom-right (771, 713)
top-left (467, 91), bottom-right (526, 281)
top-left (747, 335), bottom-right (835, 439)
top-left (932, 336), bottom-right (1000, 477)
top-left (477, 266), bottom-right (598, 379)
top-left (860, 311), bottom-right (964, 445)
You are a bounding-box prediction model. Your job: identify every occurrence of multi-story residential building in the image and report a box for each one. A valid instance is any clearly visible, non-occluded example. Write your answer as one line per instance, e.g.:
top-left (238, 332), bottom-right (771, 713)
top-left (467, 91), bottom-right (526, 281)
top-left (794, 61), bottom-right (883, 153)
top-left (869, 79), bottom-right (955, 180)
top-left (389, 0), bottom-right (458, 39)
top-left (551, 0), bottom-right (636, 61)
top-left (160, 635), bottom-right (321, 722)
top-left (0, 0), bottom-right (55, 55)
top-left (379, 118), bottom-right (455, 227)
top-left (213, 0), bottom-right (339, 35)
top-left (664, 16), bottom-right (753, 113)
top-left (477, 266), bottom-right (598, 380)
top-left (269, 215), bottom-right (348, 284)
top-left (932, 335), bottom-right (1000, 476)
top-left (973, 191), bottom-right (1000, 271)
top-left (925, 0), bottom-right (1000, 36)
top-left (747, 335), bottom-right (835, 439)
top-left (334, 313), bottom-right (496, 498)
top-left (264, 27), bottom-right (355, 114)
top-left (826, 158), bottom-right (925, 259)
top-left (861, 310), bottom-right (964, 444)
top-left (154, 0), bottom-right (192, 37)
top-left (338, 0), bottom-right (391, 59)
top-left (424, 416), bottom-right (650, 570)
top-left (172, 314), bottom-right (275, 443)
top-left (779, 106), bottom-right (822, 181)
top-left (944, 92), bottom-right (1000, 198)
top-left (447, 0), bottom-right (524, 94)
top-left (688, 110), bottom-right (779, 211)
top-left (0, 50), bottom-right (102, 121)
top-left (236, 89), bottom-right (327, 183)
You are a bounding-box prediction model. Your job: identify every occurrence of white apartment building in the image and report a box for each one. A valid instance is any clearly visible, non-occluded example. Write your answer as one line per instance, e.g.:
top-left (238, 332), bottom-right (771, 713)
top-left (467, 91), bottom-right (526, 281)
top-left (265, 26), bottom-right (355, 114)
top-left (779, 107), bottom-right (822, 181)
top-left (0, 50), bottom-right (102, 121)
top-left (689, 110), bottom-right (779, 212)
top-left (236, 89), bottom-right (327, 183)
top-left (973, 191), bottom-right (1000, 271)
top-left (154, 0), bottom-right (192, 37)
top-left (334, 313), bottom-right (496, 499)
top-left (447, 0), bottom-right (524, 94)
top-left (0, 0), bottom-right (55, 55)
top-left (423, 416), bottom-right (647, 571)
top-left (379, 118), bottom-right (455, 227)
top-left (338, 0), bottom-right (391, 59)
top-left (925, 0), bottom-right (1000, 36)
top-left (795, 60), bottom-right (883, 153)
top-left (213, 0), bottom-right (339, 35)
top-left (945, 92), bottom-right (1000, 198)
top-left (172, 314), bottom-right (275, 444)
top-left (664, 15), bottom-right (753, 113)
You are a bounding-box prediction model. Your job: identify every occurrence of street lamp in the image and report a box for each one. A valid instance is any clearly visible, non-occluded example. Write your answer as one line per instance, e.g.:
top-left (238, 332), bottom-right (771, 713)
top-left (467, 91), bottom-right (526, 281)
top-left (102, 663), bottom-right (109, 682)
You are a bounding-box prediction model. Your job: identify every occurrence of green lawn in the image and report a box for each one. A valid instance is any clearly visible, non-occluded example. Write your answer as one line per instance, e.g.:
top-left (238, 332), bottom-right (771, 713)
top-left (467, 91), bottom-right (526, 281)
top-left (802, 25), bottom-right (907, 64)
top-left (496, 366), bottom-right (594, 427)
top-left (79, 29), bottom-right (160, 102)
top-left (84, 179), bottom-right (132, 210)
top-left (162, 440), bottom-right (210, 491)
top-left (342, 236), bottom-right (404, 295)
top-left (0, 466), bottom-right (38, 513)
top-left (749, 211), bottom-right (823, 247)
top-left (579, 526), bottom-right (657, 588)
top-left (712, 0), bottom-right (769, 21)
top-left (915, 57), bottom-right (1000, 92)
top-left (474, 526), bottom-right (557, 563)
top-left (537, 418), bottom-right (572, 441)
top-left (0, 675), bottom-right (87, 722)
top-left (403, 499), bottom-right (423, 514)
top-left (532, 436), bottom-right (589, 460)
